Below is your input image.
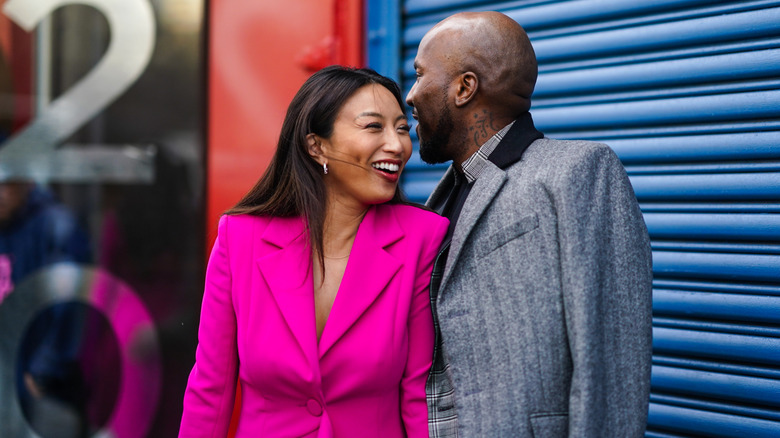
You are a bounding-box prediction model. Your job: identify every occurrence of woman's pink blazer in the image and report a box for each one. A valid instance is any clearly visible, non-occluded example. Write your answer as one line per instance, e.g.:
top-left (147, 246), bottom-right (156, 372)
top-left (179, 204), bottom-right (448, 437)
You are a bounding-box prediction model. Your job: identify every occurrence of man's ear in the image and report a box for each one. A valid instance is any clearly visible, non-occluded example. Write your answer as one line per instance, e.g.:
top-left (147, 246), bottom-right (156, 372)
top-left (307, 133), bottom-right (325, 163)
top-left (454, 72), bottom-right (478, 107)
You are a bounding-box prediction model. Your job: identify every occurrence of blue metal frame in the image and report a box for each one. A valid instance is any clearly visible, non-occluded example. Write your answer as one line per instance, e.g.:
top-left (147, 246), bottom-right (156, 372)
top-left (365, 0), bottom-right (402, 81)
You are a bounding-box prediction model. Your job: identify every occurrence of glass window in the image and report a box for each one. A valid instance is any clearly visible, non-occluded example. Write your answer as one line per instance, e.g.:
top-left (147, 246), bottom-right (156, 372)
top-left (0, 1), bottom-right (205, 437)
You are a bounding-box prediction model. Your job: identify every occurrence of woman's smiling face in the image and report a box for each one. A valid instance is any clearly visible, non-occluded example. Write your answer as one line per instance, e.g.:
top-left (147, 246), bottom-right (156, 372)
top-left (315, 84), bottom-right (412, 209)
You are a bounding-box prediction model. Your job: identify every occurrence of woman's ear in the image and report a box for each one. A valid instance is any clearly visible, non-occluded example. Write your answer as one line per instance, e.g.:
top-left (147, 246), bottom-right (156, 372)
top-left (454, 72), bottom-right (478, 107)
top-left (307, 133), bottom-right (325, 163)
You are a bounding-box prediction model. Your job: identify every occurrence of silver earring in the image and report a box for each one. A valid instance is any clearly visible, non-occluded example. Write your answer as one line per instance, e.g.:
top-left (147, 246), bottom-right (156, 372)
top-left (323, 162), bottom-right (328, 175)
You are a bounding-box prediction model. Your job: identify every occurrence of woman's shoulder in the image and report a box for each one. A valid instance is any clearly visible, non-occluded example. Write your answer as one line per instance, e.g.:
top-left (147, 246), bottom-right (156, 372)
top-left (218, 213), bottom-right (293, 236)
top-left (377, 203), bottom-right (448, 252)
top-left (379, 203), bottom-right (449, 233)
top-left (379, 203), bottom-right (441, 218)
top-left (220, 212), bottom-right (272, 228)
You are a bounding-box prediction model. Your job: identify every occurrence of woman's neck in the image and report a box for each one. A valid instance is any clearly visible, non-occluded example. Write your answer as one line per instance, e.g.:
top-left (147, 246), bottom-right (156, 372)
top-left (322, 201), bottom-right (368, 258)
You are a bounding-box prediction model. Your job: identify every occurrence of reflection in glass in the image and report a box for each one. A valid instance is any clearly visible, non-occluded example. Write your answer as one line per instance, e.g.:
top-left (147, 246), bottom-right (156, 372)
top-left (17, 301), bottom-right (120, 438)
top-left (0, 182), bottom-right (92, 287)
top-left (0, 0), bottom-right (205, 436)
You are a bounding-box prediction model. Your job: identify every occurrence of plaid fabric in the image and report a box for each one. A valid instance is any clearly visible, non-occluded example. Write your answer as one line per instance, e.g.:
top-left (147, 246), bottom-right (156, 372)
top-left (427, 243), bottom-right (459, 437)
top-left (461, 121), bottom-right (515, 184)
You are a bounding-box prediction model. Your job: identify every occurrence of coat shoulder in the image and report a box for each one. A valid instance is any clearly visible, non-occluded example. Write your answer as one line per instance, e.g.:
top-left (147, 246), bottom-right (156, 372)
top-left (219, 213), bottom-right (274, 234)
top-left (217, 214), bottom-right (287, 252)
top-left (524, 137), bottom-right (618, 167)
top-left (382, 203), bottom-right (448, 227)
top-left (515, 138), bottom-right (626, 187)
top-left (378, 203), bottom-right (449, 247)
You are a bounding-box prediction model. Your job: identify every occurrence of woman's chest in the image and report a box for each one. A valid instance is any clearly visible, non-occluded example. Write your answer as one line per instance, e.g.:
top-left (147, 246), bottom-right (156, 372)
top-left (233, 266), bottom-right (412, 399)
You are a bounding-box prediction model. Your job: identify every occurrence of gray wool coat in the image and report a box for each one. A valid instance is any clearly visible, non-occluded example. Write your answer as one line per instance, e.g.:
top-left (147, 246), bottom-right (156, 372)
top-left (425, 133), bottom-right (653, 437)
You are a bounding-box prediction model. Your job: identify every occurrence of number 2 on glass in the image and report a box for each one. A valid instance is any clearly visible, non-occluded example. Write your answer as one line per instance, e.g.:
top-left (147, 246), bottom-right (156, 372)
top-left (0, 0), bottom-right (155, 157)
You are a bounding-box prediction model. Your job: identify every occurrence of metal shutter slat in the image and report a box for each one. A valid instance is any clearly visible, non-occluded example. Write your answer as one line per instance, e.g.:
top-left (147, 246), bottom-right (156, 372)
top-left (653, 251), bottom-right (780, 282)
top-left (652, 365), bottom-right (780, 408)
top-left (649, 402), bottom-right (780, 437)
top-left (654, 288), bottom-right (780, 322)
top-left (653, 326), bottom-right (780, 365)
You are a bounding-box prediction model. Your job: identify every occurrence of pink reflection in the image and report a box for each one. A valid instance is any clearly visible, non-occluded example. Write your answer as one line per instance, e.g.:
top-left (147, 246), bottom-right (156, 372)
top-left (0, 254), bottom-right (12, 302)
top-left (88, 267), bottom-right (162, 438)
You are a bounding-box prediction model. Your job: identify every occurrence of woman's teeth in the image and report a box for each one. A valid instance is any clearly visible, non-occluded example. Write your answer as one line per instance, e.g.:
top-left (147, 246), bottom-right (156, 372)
top-left (372, 162), bottom-right (400, 173)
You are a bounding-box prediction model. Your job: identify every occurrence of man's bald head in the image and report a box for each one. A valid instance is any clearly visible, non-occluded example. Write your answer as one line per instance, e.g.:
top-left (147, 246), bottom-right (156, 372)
top-left (422, 11), bottom-right (537, 114)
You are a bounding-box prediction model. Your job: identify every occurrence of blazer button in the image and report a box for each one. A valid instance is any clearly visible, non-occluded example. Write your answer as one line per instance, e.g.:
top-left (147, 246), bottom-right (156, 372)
top-left (306, 399), bottom-right (323, 417)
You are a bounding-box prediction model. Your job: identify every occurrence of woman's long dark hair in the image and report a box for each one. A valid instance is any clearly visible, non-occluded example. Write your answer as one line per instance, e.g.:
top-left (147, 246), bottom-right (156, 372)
top-left (226, 65), bottom-right (408, 271)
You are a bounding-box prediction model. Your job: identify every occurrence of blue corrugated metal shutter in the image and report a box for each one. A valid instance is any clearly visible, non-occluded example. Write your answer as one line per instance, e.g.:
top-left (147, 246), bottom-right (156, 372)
top-left (367, 0), bottom-right (780, 436)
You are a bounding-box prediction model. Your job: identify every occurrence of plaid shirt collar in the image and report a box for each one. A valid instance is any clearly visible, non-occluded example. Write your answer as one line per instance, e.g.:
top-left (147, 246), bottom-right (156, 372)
top-left (459, 121), bottom-right (515, 184)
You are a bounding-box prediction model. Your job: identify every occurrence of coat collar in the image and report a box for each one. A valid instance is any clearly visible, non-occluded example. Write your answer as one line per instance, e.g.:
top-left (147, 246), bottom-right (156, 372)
top-left (438, 163), bottom-right (506, 295)
top-left (425, 161), bottom-right (508, 300)
top-left (255, 205), bottom-right (404, 368)
top-left (255, 215), bottom-right (317, 369)
top-left (426, 114), bottom-right (540, 299)
top-left (427, 166), bottom-right (457, 216)
top-left (318, 204), bottom-right (403, 357)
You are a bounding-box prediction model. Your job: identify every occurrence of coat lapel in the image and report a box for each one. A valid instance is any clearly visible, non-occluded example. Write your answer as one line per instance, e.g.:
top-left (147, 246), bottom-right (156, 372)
top-left (318, 205), bottom-right (403, 358)
top-left (255, 216), bottom-right (319, 370)
top-left (439, 163), bottom-right (506, 295)
top-left (426, 166), bottom-right (456, 214)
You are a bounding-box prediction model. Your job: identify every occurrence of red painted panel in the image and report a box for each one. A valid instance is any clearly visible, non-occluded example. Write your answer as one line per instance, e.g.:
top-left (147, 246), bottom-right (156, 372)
top-left (206, 1), bottom-right (364, 435)
top-left (207, 0), bottom-right (364, 239)
top-left (208, 0), bottom-right (330, 240)
top-left (0, 11), bottom-right (33, 134)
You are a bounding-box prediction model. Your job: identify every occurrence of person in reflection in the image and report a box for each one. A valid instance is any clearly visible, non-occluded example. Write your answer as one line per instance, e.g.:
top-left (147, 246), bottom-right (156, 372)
top-left (0, 181), bottom-right (91, 302)
top-left (179, 66), bottom-right (448, 437)
top-left (405, 11), bottom-right (653, 437)
top-left (0, 180), bottom-right (94, 437)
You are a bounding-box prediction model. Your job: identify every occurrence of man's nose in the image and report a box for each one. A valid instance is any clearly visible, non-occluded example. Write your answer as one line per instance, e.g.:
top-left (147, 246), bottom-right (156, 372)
top-left (405, 84), bottom-right (416, 107)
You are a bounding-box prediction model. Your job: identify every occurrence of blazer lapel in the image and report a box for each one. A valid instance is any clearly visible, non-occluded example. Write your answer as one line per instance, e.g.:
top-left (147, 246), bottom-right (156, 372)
top-left (256, 216), bottom-right (319, 370)
top-left (439, 163), bottom-right (506, 295)
top-left (426, 165), bottom-right (456, 214)
top-left (318, 205), bottom-right (403, 358)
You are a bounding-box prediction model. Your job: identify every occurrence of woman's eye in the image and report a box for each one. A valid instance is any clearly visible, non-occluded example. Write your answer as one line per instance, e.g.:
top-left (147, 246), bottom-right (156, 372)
top-left (366, 123), bottom-right (382, 130)
top-left (398, 124), bottom-right (411, 133)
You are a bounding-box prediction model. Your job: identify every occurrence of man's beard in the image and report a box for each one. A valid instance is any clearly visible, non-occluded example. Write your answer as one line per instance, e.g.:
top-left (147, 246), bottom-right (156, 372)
top-left (418, 100), bottom-right (455, 165)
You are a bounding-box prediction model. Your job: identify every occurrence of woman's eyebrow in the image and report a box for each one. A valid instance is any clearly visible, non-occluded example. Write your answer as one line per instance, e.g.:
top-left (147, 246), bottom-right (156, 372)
top-left (354, 111), bottom-right (382, 120)
top-left (354, 112), bottom-right (408, 122)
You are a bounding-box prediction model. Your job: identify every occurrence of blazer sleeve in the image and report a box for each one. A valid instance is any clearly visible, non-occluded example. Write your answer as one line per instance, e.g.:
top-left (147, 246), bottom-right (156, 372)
top-left (179, 215), bottom-right (239, 437)
top-left (401, 214), bottom-right (450, 437)
top-left (554, 144), bottom-right (653, 437)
